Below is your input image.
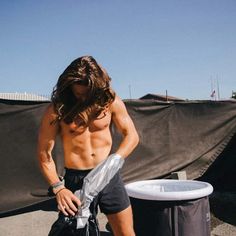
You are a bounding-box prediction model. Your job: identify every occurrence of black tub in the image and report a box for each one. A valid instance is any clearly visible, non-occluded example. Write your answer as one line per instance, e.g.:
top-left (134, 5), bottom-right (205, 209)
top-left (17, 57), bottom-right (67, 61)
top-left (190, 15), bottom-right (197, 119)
top-left (125, 180), bottom-right (213, 236)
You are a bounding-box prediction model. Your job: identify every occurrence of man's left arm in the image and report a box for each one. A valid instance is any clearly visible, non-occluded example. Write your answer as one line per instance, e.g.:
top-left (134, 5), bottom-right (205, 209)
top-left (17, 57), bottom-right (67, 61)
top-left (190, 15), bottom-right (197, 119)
top-left (110, 96), bottom-right (139, 158)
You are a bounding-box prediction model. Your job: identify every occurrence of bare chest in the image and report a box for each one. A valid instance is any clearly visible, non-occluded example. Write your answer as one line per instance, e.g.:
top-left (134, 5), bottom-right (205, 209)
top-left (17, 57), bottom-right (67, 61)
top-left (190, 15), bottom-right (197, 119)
top-left (60, 111), bottom-right (112, 135)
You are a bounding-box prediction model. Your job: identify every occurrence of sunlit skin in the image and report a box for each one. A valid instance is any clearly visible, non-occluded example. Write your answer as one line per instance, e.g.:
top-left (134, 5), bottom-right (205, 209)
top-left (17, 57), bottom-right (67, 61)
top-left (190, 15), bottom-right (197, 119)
top-left (38, 84), bottom-right (139, 236)
top-left (62, 84), bottom-right (113, 169)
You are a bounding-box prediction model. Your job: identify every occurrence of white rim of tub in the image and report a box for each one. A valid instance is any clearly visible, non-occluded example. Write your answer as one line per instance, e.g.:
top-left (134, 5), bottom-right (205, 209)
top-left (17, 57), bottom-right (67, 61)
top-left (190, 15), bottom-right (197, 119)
top-left (125, 179), bottom-right (214, 201)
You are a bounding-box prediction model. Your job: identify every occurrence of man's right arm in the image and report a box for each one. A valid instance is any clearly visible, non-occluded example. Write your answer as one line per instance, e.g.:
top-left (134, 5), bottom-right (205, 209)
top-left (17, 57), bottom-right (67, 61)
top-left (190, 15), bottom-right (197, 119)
top-left (37, 104), bottom-right (61, 186)
top-left (37, 104), bottom-right (80, 216)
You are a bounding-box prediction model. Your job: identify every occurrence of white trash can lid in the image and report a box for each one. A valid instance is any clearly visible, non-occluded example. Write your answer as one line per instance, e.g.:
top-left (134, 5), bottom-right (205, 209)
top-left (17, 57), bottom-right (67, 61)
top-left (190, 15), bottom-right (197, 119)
top-left (125, 179), bottom-right (213, 201)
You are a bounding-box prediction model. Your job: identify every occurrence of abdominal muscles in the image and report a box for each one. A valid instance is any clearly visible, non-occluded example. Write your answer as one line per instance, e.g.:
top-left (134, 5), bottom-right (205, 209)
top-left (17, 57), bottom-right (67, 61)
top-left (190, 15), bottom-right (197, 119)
top-left (61, 123), bottom-right (113, 169)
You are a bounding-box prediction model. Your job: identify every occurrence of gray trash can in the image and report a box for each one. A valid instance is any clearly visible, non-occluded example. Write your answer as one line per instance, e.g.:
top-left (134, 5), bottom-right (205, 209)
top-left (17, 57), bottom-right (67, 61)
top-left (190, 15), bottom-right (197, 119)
top-left (125, 180), bottom-right (213, 236)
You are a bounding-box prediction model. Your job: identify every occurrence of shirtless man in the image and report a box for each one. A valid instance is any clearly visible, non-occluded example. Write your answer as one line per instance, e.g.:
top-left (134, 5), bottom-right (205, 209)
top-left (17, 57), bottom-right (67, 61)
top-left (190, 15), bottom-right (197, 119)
top-left (37, 56), bottom-right (139, 236)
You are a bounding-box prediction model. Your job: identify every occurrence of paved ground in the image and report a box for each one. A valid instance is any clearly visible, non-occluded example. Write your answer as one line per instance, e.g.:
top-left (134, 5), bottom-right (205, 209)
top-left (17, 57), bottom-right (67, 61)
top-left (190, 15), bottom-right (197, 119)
top-left (209, 191), bottom-right (236, 236)
top-left (0, 205), bottom-right (111, 236)
top-left (0, 191), bottom-right (235, 236)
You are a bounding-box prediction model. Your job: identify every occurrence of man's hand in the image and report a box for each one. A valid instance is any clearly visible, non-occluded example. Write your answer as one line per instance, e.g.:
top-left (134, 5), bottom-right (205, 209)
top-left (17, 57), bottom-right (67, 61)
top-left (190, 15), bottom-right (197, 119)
top-left (56, 188), bottom-right (81, 216)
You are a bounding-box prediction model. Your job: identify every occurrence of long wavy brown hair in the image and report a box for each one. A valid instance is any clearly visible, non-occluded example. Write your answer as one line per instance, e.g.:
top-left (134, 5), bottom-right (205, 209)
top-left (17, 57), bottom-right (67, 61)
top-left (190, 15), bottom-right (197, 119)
top-left (51, 56), bottom-right (115, 125)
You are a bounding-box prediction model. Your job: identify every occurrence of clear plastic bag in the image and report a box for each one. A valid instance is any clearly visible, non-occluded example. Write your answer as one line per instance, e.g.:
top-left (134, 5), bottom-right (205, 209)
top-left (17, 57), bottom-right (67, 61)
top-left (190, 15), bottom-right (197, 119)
top-left (75, 153), bottom-right (124, 229)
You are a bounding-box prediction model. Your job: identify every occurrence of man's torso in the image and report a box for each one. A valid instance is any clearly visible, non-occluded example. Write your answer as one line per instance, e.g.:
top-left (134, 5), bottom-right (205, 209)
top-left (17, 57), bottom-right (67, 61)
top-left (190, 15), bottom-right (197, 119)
top-left (59, 107), bottom-right (113, 169)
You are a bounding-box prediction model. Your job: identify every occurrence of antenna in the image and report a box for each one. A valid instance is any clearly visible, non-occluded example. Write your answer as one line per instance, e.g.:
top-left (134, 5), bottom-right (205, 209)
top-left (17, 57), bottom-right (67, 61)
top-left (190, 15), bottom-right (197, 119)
top-left (210, 76), bottom-right (215, 100)
top-left (128, 84), bottom-right (132, 100)
top-left (217, 75), bottom-right (220, 100)
top-left (210, 75), bottom-right (217, 100)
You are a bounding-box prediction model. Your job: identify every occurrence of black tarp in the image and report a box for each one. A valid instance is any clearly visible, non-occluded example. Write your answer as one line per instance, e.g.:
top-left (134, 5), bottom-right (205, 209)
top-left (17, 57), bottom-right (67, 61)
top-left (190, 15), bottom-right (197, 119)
top-left (0, 99), bottom-right (236, 214)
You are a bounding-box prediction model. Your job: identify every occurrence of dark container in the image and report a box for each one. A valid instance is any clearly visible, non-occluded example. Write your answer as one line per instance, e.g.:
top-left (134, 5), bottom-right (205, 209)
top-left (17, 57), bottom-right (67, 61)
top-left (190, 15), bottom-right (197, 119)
top-left (126, 180), bottom-right (213, 236)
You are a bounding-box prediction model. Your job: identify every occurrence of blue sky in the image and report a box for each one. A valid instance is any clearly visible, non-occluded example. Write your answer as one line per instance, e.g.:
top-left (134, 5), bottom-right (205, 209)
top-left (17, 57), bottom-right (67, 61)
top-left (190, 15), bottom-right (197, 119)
top-left (0, 0), bottom-right (235, 100)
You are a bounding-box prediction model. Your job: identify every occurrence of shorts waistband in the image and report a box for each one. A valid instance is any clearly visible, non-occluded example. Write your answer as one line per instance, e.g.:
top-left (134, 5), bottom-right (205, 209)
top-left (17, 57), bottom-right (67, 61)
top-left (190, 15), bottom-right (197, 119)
top-left (64, 167), bottom-right (93, 175)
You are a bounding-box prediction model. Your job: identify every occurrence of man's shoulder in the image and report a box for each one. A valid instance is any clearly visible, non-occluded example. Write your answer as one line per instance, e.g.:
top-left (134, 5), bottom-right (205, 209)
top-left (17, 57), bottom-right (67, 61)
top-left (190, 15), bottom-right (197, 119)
top-left (44, 103), bottom-right (56, 114)
top-left (110, 95), bottom-right (120, 107)
top-left (42, 103), bottom-right (59, 121)
top-left (109, 95), bottom-right (126, 113)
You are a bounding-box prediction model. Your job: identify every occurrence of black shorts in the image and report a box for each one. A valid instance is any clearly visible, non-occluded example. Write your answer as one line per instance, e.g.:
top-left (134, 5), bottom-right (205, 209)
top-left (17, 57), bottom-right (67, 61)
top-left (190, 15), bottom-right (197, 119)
top-left (64, 168), bottom-right (130, 215)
